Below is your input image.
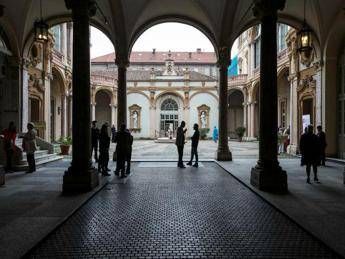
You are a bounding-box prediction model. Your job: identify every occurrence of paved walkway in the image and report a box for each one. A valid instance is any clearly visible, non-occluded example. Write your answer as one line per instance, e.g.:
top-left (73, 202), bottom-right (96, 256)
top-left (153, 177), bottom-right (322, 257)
top-left (27, 162), bottom-right (338, 258)
top-left (218, 159), bottom-right (345, 257)
top-left (0, 160), bottom-right (108, 259)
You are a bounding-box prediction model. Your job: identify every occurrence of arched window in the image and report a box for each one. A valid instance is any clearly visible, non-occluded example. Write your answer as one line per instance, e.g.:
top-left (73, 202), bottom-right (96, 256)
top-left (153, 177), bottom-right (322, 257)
top-left (161, 98), bottom-right (178, 111)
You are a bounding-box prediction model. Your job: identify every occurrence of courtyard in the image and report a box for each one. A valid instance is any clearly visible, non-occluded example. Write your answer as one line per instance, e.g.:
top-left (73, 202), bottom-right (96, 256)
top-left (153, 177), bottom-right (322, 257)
top-left (129, 140), bottom-right (260, 160)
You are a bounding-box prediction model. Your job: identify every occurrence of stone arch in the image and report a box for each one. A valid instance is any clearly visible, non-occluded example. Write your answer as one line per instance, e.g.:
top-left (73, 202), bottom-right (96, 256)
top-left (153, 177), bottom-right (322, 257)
top-left (324, 10), bottom-right (345, 157)
top-left (50, 66), bottom-right (66, 141)
top-left (154, 91), bottom-right (184, 108)
top-left (189, 91), bottom-right (218, 102)
top-left (95, 89), bottom-right (112, 126)
top-left (94, 87), bottom-right (114, 104)
top-left (128, 16), bottom-right (218, 59)
top-left (228, 89), bottom-right (245, 138)
top-left (228, 16), bottom-right (321, 54)
top-left (127, 90), bottom-right (150, 102)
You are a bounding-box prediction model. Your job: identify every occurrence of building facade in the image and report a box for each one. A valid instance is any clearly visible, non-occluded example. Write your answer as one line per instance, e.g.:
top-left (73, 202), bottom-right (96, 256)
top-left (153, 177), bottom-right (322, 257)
top-left (1, 21), bottom-right (344, 158)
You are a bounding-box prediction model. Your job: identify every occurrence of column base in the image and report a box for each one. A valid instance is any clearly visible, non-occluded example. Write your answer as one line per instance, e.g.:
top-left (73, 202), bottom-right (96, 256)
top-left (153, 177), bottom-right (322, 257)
top-left (250, 164), bottom-right (288, 193)
top-left (63, 167), bottom-right (99, 193)
top-left (216, 147), bottom-right (232, 161)
top-left (0, 166), bottom-right (5, 186)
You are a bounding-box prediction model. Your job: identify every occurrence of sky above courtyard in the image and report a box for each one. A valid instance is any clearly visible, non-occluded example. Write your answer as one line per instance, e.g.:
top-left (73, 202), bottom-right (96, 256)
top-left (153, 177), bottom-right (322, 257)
top-left (90, 22), bottom-right (238, 59)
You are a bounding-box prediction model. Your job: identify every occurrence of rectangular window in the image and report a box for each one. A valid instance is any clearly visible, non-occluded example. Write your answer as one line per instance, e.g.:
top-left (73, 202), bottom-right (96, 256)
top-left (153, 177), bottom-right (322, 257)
top-left (254, 39), bottom-right (261, 68)
top-left (50, 25), bottom-right (61, 52)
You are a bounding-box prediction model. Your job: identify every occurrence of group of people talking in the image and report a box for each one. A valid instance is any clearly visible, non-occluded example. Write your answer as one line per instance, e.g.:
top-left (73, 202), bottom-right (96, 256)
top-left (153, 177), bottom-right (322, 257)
top-left (91, 121), bottom-right (133, 178)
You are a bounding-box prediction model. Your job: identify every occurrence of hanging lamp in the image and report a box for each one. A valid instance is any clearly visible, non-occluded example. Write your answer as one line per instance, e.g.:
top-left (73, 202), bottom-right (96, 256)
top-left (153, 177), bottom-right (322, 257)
top-left (34, 0), bottom-right (48, 42)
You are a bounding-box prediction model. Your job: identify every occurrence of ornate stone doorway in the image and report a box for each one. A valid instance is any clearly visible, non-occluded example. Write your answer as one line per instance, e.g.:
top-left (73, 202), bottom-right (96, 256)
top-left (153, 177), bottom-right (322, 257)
top-left (160, 98), bottom-right (179, 137)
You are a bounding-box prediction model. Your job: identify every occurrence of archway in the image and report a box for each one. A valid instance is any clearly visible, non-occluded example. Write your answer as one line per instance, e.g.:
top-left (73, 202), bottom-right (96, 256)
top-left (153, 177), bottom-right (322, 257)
top-left (160, 98), bottom-right (179, 137)
top-left (228, 90), bottom-right (244, 139)
top-left (50, 68), bottom-right (66, 142)
top-left (277, 68), bottom-right (290, 130)
top-left (95, 90), bottom-right (111, 126)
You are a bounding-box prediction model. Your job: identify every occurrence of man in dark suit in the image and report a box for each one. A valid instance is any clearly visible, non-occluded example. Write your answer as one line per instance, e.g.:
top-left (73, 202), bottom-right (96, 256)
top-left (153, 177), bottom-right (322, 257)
top-left (316, 125), bottom-right (327, 166)
top-left (91, 120), bottom-right (100, 163)
top-left (175, 121), bottom-right (187, 168)
top-left (187, 123), bottom-right (200, 168)
top-left (114, 124), bottom-right (131, 178)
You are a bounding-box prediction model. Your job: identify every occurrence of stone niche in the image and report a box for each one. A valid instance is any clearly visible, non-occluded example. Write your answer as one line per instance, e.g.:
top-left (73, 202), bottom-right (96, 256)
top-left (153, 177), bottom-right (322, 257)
top-left (197, 104), bottom-right (210, 129)
top-left (129, 104), bottom-right (141, 132)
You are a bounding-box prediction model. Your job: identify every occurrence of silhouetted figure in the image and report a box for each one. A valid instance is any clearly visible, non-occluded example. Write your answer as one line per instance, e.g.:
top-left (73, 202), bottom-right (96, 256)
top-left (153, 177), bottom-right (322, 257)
top-left (114, 124), bottom-right (131, 178)
top-left (187, 123), bottom-right (200, 168)
top-left (176, 121), bottom-right (187, 168)
top-left (111, 124), bottom-right (117, 143)
top-left (317, 125), bottom-right (327, 166)
top-left (99, 123), bottom-right (110, 176)
top-left (23, 123), bottom-right (37, 173)
top-left (126, 129), bottom-right (134, 175)
top-left (2, 121), bottom-right (17, 172)
top-left (300, 125), bottom-right (321, 184)
top-left (212, 126), bottom-right (218, 143)
top-left (91, 120), bottom-right (100, 163)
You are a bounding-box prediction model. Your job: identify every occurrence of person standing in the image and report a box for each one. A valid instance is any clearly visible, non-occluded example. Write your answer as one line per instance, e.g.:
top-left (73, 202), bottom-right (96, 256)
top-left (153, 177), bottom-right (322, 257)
top-left (175, 121), bottom-right (187, 168)
top-left (99, 123), bottom-right (110, 176)
top-left (91, 120), bottom-right (100, 163)
top-left (2, 122), bottom-right (17, 172)
top-left (111, 124), bottom-right (117, 143)
top-left (23, 123), bottom-right (37, 173)
top-left (299, 125), bottom-right (321, 184)
top-left (212, 126), bottom-right (218, 143)
top-left (126, 129), bottom-right (134, 175)
top-left (317, 125), bottom-right (327, 166)
top-left (114, 124), bottom-right (131, 178)
top-left (187, 123), bottom-right (200, 168)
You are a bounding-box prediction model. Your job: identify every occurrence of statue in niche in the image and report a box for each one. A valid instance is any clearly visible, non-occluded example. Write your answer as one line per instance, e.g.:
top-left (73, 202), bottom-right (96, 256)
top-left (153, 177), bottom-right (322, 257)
top-left (200, 111), bottom-right (207, 128)
top-left (132, 111), bottom-right (138, 129)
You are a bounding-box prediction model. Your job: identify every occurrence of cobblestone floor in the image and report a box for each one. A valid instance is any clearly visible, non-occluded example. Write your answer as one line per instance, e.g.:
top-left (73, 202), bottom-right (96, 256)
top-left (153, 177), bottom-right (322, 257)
top-left (28, 162), bottom-right (338, 258)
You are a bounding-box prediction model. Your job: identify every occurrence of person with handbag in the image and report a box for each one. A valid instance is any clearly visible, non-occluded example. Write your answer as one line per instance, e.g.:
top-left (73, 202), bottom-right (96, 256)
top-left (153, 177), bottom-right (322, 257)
top-left (23, 123), bottom-right (37, 173)
top-left (99, 123), bottom-right (111, 176)
top-left (2, 121), bottom-right (17, 173)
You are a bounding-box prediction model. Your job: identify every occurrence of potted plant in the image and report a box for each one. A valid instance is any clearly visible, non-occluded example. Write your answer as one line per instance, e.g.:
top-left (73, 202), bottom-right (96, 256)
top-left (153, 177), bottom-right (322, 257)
top-left (59, 136), bottom-right (72, 155)
top-left (235, 126), bottom-right (246, 142)
top-left (200, 128), bottom-right (210, 140)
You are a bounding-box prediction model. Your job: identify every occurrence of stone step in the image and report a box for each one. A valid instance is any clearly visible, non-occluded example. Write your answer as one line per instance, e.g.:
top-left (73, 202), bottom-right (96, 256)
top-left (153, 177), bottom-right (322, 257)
top-left (22, 150), bottom-right (49, 159)
top-left (12, 154), bottom-right (63, 171)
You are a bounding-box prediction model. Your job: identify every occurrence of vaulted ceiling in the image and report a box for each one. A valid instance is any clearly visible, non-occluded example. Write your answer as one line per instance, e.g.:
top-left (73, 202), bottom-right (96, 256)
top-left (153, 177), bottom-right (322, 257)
top-left (0, 0), bottom-right (344, 58)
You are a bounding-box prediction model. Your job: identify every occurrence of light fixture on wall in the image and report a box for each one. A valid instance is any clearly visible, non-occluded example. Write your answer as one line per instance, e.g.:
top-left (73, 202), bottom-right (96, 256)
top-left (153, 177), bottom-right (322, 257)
top-left (34, 0), bottom-right (49, 42)
top-left (297, 0), bottom-right (313, 59)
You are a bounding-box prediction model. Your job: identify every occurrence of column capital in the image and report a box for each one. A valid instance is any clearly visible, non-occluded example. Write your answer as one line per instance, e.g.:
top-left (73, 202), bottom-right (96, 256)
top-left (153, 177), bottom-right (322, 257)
top-left (252, 0), bottom-right (285, 19)
top-left (217, 47), bottom-right (231, 68)
top-left (115, 55), bottom-right (129, 68)
top-left (65, 0), bottom-right (97, 17)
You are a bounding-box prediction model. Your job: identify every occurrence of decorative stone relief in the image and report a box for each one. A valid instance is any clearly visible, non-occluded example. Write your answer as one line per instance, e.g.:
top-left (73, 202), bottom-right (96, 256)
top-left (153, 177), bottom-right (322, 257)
top-left (197, 104), bottom-right (210, 129)
top-left (129, 104), bottom-right (141, 131)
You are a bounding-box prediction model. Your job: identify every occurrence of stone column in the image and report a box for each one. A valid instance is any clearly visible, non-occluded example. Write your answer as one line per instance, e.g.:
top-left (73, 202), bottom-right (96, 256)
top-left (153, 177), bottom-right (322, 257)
top-left (250, 103), bottom-right (256, 138)
top-left (216, 47), bottom-right (232, 161)
top-left (63, 0), bottom-right (99, 193)
top-left (61, 94), bottom-right (67, 137)
top-left (250, 0), bottom-right (287, 193)
top-left (21, 61), bottom-right (29, 132)
top-left (116, 57), bottom-right (129, 129)
top-left (243, 103), bottom-right (248, 137)
top-left (91, 103), bottom-right (96, 121)
top-left (68, 95), bottom-right (72, 136)
top-left (111, 104), bottom-right (116, 126)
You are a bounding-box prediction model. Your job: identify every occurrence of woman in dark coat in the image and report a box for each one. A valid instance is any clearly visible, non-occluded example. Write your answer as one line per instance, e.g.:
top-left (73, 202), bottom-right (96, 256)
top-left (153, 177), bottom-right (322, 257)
top-left (99, 123), bottom-right (110, 176)
top-left (299, 125), bottom-right (321, 184)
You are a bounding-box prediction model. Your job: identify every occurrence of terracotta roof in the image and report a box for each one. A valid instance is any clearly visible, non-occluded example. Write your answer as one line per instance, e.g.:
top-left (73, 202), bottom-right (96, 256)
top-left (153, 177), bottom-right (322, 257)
top-left (91, 70), bottom-right (216, 82)
top-left (91, 51), bottom-right (217, 64)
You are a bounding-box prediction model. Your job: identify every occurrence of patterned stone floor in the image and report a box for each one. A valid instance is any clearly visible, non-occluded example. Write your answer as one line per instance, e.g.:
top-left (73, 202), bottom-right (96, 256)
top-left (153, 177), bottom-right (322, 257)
top-left (27, 162), bottom-right (338, 258)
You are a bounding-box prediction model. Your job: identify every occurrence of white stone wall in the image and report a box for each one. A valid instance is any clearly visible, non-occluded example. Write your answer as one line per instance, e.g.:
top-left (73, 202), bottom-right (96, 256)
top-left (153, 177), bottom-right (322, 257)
top-left (189, 92), bottom-right (218, 138)
top-left (127, 93), bottom-right (150, 138)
